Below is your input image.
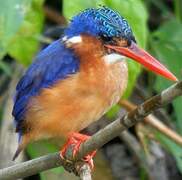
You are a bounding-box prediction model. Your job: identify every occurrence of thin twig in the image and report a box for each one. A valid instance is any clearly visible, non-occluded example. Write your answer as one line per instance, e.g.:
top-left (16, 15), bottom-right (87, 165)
top-left (0, 81), bottom-right (182, 180)
top-left (119, 100), bottom-right (182, 146)
top-left (135, 84), bottom-right (173, 126)
top-left (43, 6), bottom-right (67, 25)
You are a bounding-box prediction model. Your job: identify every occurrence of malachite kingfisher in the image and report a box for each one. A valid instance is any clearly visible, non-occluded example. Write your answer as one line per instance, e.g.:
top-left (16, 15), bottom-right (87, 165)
top-left (12, 7), bottom-right (177, 168)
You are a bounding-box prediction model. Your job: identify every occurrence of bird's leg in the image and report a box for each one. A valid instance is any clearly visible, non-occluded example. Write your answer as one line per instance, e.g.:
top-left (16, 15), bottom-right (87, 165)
top-left (60, 132), bottom-right (97, 169)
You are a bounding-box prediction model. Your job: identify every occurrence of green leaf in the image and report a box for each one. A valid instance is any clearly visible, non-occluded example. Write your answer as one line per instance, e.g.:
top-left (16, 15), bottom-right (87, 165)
top-left (155, 132), bottom-right (182, 173)
top-left (106, 104), bottom-right (120, 118)
top-left (0, 0), bottom-right (30, 59)
top-left (151, 19), bottom-right (182, 133)
top-left (8, 0), bottom-right (44, 65)
top-left (63, 0), bottom-right (96, 20)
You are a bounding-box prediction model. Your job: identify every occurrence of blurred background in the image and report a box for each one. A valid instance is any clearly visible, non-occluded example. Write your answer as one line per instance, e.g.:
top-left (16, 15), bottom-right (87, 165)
top-left (0, 0), bottom-right (182, 179)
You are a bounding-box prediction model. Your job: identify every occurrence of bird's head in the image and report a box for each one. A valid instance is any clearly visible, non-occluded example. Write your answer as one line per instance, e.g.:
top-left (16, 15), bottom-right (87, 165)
top-left (64, 6), bottom-right (177, 81)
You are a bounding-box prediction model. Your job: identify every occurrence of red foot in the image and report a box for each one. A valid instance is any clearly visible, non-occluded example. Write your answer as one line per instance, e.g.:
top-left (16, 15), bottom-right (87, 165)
top-left (60, 132), bottom-right (97, 169)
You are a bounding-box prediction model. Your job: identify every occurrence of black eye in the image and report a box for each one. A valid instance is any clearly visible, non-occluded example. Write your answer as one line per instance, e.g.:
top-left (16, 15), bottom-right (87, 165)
top-left (131, 36), bottom-right (137, 43)
top-left (126, 36), bottom-right (136, 46)
top-left (100, 35), bottom-right (113, 43)
top-left (126, 38), bottom-right (132, 46)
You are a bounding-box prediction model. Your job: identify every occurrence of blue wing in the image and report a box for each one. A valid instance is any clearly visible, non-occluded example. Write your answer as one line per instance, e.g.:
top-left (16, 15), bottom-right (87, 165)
top-left (12, 39), bottom-right (80, 131)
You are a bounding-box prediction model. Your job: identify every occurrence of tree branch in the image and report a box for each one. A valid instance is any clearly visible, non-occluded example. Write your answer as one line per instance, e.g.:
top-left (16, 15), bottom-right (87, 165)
top-left (119, 100), bottom-right (182, 146)
top-left (0, 81), bottom-right (182, 180)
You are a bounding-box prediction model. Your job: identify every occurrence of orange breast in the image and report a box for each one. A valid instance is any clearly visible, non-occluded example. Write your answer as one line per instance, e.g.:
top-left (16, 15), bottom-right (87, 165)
top-left (23, 35), bottom-right (128, 144)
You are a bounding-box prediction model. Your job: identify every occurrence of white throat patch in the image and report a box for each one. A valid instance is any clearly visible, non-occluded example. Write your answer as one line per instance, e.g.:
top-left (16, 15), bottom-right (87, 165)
top-left (104, 53), bottom-right (125, 64)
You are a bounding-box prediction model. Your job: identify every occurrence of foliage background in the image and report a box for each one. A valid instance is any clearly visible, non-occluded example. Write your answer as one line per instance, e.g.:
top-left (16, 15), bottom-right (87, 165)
top-left (0, 0), bottom-right (181, 179)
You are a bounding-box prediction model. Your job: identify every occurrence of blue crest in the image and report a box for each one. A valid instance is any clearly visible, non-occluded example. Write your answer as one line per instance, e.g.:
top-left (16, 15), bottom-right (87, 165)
top-left (65, 6), bottom-right (135, 41)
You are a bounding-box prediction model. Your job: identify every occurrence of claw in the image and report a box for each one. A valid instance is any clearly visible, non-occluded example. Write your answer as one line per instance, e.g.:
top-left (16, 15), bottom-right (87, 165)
top-left (60, 132), bottom-right (97, 169)
top-left (82, 150), bottom-right (97, 169)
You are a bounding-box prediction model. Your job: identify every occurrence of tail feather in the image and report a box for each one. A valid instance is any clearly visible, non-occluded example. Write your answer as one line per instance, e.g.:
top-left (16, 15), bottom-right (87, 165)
top-left (12, 145), bottom-right (23, 161)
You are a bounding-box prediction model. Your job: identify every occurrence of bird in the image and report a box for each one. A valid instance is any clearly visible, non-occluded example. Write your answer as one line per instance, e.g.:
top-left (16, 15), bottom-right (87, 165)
top-left (12, 6), bottom-right (177, 168)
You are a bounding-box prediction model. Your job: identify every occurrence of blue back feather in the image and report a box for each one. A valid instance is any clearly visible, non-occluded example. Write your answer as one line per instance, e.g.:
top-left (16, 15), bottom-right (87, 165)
top-left (13, 40), bottom-right (79, 130)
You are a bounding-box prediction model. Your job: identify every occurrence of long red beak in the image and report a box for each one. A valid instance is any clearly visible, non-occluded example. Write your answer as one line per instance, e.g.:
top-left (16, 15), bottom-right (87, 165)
top-left (105, 42), bottom-right (177, 81)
